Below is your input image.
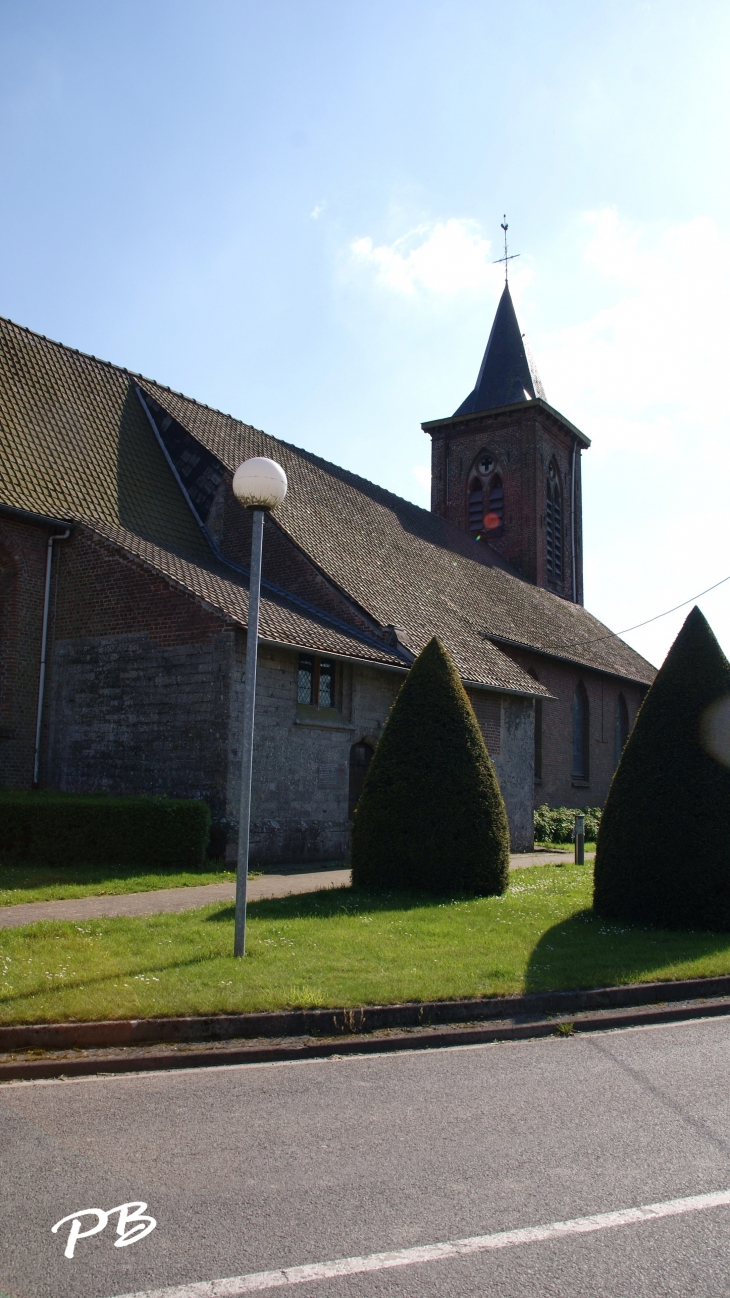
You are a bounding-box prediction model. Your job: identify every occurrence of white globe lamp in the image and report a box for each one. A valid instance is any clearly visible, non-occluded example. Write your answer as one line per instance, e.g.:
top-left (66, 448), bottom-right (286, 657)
top-left (232, 454), bottom-right (287, 957)
top-left (232, 457), bottom-right (287, 510)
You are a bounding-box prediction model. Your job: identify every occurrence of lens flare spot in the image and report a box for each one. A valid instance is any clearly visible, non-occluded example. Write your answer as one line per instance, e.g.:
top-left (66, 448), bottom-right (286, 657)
top-left (483, 512), bottom-right (501, 531)
top-left (700, 695), bottom-right (730, 766)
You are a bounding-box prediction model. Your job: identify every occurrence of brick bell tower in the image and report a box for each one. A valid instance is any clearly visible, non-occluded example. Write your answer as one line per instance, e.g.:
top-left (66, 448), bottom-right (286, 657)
top-left (422, 283), bottom-right (590, 604)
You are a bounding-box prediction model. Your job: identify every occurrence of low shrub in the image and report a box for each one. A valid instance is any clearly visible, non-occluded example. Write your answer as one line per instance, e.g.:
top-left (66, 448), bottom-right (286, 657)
top-left (534, 804), bottom-right (601, 844)
top-left (594, 606), bottom-right (730, 930)
top-left (0, 792), bottom-right (210, 870)
top-left (351, 637), bottom-right (510, 895)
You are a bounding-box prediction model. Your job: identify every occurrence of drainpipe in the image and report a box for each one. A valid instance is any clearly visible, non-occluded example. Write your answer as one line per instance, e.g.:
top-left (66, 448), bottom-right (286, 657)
top-left (33, 527), bottom-right (71, 786)
top-left (570, 439), bottom-right (578, 604)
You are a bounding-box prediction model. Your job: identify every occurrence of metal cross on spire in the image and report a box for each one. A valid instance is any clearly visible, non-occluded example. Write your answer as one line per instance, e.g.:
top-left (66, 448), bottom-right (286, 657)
top-left (492, 216), bottom-right (520, 283)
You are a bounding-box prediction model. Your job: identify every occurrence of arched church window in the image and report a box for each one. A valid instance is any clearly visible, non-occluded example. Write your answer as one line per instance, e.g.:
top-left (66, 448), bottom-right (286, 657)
top-left (467, 451), bottom-right (504, 538)
top-left (614, 693), bottom-right (629, 767)
top-left (468, 479), bottom-right (484, 534)
top-left (546, 463), bottom-right (563, 580)
top-left (572, 681), bottom-right (589, 781)
top-left (348, 739), bottom-right (374, 819)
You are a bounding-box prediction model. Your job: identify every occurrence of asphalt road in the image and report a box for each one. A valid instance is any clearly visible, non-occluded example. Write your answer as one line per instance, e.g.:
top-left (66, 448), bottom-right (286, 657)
top-left (2, 1017), bottom-right (730, 1298)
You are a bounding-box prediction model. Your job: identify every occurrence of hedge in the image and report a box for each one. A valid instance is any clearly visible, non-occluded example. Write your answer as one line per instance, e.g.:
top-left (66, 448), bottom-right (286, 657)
top-left (534, 804), bottom-right (601, 844)
top-left (594, 606), bottom-right (730, 930)
top-left (351, 636), bottom-right (510, 895)
top-left (0, 793), bottom-right (211, 871)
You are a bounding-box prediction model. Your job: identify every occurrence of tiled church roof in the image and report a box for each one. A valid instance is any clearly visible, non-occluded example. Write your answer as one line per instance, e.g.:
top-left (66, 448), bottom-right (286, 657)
top-left (0, 316), bottom-right (655, 692)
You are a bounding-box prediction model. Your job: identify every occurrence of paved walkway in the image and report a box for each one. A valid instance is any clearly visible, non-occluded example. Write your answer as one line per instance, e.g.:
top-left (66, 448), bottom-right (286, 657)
top-left (0, 850), bottom-right (591, 930)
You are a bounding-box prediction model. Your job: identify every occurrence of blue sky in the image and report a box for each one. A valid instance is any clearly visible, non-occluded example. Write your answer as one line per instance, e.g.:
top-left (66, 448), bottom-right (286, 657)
top-left (2, 0), bottom-right (729, 666)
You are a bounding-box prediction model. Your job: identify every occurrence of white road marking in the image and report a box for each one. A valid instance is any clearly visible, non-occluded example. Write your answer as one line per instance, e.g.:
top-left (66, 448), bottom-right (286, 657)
top-left (110, 1186), bottom-right (730, 1297)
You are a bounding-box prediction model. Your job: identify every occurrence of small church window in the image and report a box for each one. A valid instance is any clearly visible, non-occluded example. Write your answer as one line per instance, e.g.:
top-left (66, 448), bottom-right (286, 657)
top-left (468, 479), bottom-right (484, 534)
top-left (546, 465), bottom-right (563, 580)
top-left (615, 693), bottom-right (629, 767)
top-left (572, 682), bottom-right (589, 781)
top-left (298, 655), bottom-right (314, 704)
top-left (298, 654), bottom-right (337, 709)
top-left (319, 660), bottom-right (335, 708)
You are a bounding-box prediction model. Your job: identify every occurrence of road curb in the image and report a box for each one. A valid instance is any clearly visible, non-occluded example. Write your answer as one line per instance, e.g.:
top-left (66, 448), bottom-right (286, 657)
top-left (3, 981), bottom-right (730, 1082)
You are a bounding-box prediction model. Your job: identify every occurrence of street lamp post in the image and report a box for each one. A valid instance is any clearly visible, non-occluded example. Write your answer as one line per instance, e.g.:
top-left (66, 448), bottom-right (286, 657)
top-left (232, 456), bottom-right (288, 957)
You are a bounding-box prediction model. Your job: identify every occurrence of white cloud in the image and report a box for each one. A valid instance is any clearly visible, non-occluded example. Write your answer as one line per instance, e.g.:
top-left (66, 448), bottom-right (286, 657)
top-left (537, 208), bottom-right (730, 664)
top-left (541, 209), bottom-right (730, 439)
top-left (310, 203), bottom-right (325, 220)
top-left (350, 219), bottom-right (520, 297)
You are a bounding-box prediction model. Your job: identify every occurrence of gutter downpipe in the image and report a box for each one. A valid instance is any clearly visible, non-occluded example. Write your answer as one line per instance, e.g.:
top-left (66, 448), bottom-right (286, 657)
top-left (33, 528), bottom-right (71, 786)
top-left (570, 439), bottom-right (578, 604)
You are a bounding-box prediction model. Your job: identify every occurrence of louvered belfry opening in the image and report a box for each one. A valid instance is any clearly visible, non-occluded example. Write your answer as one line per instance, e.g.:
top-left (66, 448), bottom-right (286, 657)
top-left (467, 451), bottom-right (504, 539)
top-left (546, 464), bottom-right (563, 581)
top-left (467, 478), bottom-right (484, 534)
top-left (485, 474), bottom-right (504, 532)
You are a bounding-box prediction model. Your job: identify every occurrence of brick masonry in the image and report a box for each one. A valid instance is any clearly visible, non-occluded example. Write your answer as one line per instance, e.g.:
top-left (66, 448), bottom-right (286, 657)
top-left (504, 645), bottom-right (646, 811)
top-left (428, 404), bottom-right (584, 604)
top-left (0, 517), bottom-right (52, 787)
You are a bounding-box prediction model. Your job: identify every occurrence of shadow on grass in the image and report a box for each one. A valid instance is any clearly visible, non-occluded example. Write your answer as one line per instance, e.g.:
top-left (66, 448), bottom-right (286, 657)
top-left (205, 885), bottom-right (474, 923)
top-left (525, 907), bottom-right (730, 994)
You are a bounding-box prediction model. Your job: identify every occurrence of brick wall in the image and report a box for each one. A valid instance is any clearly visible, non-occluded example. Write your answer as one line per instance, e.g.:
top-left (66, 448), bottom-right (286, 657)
top-left (428, 405), bottom-right (584, 603)
top-left (504, 646), bottom-right (646, 811)
top-left (0, 517), bottom-right (51, 788)
top-left (43, 528), bottom-right (235, 817)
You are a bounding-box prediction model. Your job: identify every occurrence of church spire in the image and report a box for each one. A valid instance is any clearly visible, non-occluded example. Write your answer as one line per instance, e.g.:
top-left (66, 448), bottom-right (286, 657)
top-left (454, 282), bottom-right (545, 416)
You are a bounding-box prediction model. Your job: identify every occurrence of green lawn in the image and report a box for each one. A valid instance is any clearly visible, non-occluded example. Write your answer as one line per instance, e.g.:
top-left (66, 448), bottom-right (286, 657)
top-left (2, 864), bottom-right (730, 1026)
top-left (0, 860), bottom-right (240, 907)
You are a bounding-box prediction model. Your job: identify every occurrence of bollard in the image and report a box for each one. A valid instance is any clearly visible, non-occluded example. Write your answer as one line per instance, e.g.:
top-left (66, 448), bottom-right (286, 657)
top-left (574, 813), bottom-right (585, 865)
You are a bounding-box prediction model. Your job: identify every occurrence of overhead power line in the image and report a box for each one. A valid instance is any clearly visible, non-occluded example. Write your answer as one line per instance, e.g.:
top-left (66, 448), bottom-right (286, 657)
top-left (574, 573), bottom-right (730, 650)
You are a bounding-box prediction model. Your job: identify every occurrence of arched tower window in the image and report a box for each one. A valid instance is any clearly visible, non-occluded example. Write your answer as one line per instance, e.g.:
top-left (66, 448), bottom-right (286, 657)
top-left (614, 693), bottom-right (629, 767)
top-left (468, 479), bottom-right (484, 534)
top-left (572, 681), bottom-right (589, 781)
top-left (467, 451), bottom-right (504, 539)
top-left (546, 462), bottom-right (563, 580)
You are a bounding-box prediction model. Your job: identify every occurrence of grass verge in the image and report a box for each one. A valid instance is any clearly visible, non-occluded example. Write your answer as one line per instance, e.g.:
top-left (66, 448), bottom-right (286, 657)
top-left (2, 864), bottom-right (730, 1026)
top-left (0, 861), bottom-right (242, 907)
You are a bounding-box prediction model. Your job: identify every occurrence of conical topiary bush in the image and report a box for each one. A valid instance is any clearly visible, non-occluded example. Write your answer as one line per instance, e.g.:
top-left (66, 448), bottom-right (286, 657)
top-left (351, 636), bottom-right (510, 895)
top-left (594, 606), bottom-right (730, 930)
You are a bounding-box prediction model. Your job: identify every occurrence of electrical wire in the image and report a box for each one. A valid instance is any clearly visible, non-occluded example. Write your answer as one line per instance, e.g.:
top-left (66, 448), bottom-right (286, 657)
top-left (571, 573), bottom-right (730, 650)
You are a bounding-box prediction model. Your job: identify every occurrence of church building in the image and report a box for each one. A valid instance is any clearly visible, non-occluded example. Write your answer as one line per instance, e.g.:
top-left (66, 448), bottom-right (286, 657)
top-left (0, 289), bottom-right (654, 858)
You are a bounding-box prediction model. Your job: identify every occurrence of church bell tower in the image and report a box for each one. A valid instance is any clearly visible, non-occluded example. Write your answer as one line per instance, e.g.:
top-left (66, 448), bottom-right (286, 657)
top-left (422, 282), bottom-right (589, 604)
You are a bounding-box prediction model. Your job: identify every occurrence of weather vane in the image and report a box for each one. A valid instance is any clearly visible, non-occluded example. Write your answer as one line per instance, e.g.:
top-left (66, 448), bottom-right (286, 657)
top-left (493, 215), bottom-right (520, 283)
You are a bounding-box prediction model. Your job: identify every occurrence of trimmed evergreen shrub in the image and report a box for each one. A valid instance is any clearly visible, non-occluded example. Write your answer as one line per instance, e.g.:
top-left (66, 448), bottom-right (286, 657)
top-left (351, 637), bottom-right (510, 895)
top-left (534, 805), bottom-right (601, 844)
top-left (594, 607), bottom-right (730, 930)
top-left (0, 793), bottom-right (210, 870)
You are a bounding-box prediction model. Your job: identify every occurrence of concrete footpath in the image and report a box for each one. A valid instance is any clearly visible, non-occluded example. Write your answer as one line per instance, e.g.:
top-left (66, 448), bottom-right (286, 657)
top-left (0, 849), bottom-right (591, 931)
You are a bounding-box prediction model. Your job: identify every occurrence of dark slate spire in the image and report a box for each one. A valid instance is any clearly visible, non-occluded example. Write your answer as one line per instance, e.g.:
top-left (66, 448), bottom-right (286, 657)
top-left (454, 284), bottom-right (545, 416)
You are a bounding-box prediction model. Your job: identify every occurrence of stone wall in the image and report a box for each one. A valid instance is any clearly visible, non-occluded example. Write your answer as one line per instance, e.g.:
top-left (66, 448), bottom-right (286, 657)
top-left (229, 645), bottom-right (403, 865)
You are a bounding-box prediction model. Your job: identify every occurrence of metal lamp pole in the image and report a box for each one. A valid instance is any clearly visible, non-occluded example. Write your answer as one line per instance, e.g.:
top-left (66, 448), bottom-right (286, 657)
top-left (232, 458), bottom-right (287, 958)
